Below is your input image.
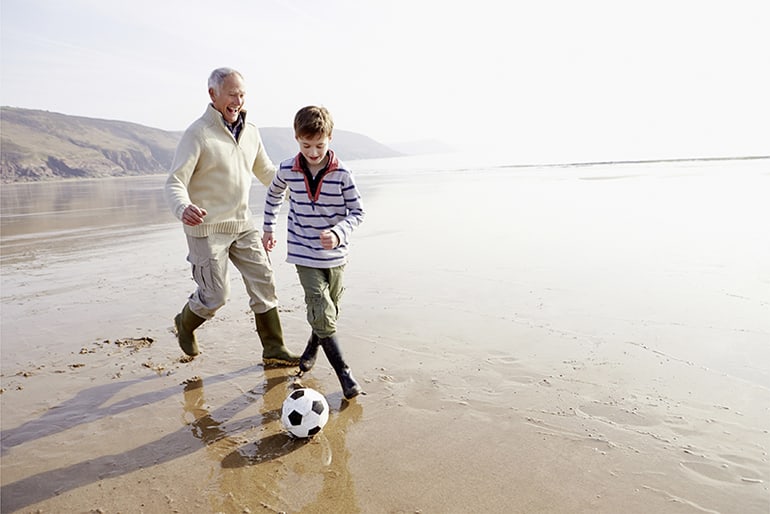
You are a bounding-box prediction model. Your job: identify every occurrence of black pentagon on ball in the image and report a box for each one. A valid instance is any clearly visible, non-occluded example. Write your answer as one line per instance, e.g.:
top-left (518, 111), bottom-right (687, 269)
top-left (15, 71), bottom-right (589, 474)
top-left (290, 389), bottom-right (306, 400)
top-left (288, 410), bottom-right (303, 426)
top-left (308, 426), bottom-right (322, 436)
top-left (311, 400), bottom-right (325, 415)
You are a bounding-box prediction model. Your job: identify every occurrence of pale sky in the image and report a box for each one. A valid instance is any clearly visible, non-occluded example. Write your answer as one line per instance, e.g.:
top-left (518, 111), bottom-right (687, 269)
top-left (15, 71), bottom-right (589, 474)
top-left (1, 0), bottom-right (768, 163)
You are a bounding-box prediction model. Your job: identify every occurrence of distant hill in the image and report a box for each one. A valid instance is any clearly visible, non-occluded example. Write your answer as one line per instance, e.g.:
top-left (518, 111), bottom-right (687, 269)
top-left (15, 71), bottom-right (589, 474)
top-left (0, 107), bottom-right (402, 183)
top-left (259, 127), bottom-right (404, 162)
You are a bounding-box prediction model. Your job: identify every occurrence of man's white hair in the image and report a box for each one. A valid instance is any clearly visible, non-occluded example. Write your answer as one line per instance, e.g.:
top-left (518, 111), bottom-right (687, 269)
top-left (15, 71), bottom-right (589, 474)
top-left (208, 67), bottom-right (242, 93)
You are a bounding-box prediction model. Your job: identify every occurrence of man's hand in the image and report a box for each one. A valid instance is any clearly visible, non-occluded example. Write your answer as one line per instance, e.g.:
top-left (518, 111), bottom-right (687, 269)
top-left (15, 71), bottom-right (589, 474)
top-left (182, 204), bottom-right (207, 226)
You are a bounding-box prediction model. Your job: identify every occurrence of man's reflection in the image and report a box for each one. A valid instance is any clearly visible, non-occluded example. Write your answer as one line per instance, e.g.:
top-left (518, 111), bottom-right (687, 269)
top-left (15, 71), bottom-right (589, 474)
top-left (182, 378), bottom-right (227, 445)
top-left (182, 371), bottom-right (363, 511)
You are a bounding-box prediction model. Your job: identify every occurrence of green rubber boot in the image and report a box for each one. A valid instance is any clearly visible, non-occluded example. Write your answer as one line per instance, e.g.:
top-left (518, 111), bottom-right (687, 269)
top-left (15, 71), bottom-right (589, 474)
top-left (255, 307), bottom-right (300, 368)
top-left (174, 304), bottom-right (205, 357)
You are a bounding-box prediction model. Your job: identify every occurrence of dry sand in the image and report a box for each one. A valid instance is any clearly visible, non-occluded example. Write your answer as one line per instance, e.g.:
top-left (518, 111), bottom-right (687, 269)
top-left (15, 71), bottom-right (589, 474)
top-left (1, 158), bottom-right (769, 513)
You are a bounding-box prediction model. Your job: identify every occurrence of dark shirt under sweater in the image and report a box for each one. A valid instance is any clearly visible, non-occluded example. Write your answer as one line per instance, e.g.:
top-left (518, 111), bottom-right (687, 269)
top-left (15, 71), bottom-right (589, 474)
top-left (300, 154), bottom-right (331, 198)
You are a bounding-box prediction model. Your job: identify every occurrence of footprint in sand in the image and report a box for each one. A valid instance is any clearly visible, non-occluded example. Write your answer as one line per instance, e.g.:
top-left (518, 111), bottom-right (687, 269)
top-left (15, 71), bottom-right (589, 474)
top-left (578, 402), bottom-right (658, 428)
top-left (680, 459), bottom-right (764, 485)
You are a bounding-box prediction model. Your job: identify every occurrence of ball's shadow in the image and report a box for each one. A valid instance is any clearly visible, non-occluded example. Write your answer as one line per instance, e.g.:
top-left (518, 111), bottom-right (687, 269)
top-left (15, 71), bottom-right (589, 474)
top-left (221, 430), bottom-right (310, 467)
top-left (222, 390), bottom-right (355, 468)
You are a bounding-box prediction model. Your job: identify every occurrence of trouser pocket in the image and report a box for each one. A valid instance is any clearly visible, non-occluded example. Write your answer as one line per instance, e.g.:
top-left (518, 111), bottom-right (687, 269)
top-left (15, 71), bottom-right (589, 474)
top-left (186, 235), bottom-right (229, 315)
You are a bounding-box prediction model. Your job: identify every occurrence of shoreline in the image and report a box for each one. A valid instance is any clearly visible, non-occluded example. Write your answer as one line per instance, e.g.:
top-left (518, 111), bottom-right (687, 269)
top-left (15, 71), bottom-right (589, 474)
top-left (2, 154), bottom-right (767, 185)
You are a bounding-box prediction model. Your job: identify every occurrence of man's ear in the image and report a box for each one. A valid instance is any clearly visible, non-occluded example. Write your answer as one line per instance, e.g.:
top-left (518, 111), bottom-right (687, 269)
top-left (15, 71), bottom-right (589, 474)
top-left (208, 88), bottom-right (216, 102)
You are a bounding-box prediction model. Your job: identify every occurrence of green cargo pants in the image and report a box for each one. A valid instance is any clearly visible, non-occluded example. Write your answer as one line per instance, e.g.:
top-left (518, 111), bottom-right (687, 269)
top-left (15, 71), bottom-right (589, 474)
top-left (295, 264), bottom-right (345, 338)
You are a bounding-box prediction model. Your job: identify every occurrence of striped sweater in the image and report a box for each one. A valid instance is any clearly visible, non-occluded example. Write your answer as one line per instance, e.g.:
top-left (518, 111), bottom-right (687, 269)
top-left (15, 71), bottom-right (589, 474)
top-left (263, 151), bottom-right (364, 268)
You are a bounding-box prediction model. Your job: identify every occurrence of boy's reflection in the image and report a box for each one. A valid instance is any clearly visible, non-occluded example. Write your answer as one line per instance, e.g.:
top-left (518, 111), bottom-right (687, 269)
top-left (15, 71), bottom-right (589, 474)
top-left (299, 398), bottom-right (363, 513)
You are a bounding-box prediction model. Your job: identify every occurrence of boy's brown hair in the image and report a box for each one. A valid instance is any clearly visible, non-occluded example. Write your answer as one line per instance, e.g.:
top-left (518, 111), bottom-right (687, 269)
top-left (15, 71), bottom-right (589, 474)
top-left (294, 105), bottom-right (334, 139)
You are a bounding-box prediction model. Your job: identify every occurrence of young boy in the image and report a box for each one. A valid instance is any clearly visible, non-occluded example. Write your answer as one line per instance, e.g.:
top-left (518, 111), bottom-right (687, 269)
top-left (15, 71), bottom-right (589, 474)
top-left (262, 106), bottom-right (365, 399)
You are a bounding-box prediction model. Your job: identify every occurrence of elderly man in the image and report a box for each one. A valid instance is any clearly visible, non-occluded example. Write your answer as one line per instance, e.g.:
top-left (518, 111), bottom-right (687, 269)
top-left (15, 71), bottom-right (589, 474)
top-left (165, 67), bottom-right (299, 367)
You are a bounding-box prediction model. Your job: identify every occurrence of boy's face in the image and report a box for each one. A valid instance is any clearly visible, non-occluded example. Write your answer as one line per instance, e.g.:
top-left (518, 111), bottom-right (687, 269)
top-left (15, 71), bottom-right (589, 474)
top-left (209, 73), bottom-right (245, 124)
top-left (296, 133), bottom-right (332, 166)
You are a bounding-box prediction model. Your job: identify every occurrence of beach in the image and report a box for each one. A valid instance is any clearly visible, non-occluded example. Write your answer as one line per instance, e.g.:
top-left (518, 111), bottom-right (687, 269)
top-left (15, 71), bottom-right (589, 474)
top-left (1, 156), bottom-right (769, 513)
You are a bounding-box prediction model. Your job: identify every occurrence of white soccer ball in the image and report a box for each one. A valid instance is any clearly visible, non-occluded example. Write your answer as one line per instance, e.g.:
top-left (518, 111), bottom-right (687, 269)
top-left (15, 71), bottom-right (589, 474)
top-left (281, 388), bottom-right (330, 438)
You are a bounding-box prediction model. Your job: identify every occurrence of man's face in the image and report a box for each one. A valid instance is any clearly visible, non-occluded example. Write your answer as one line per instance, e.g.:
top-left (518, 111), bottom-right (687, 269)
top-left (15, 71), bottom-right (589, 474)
top-left (209, 73), bottom-right (245, 124)
top-left (296, 133), bottom-right (332, 166)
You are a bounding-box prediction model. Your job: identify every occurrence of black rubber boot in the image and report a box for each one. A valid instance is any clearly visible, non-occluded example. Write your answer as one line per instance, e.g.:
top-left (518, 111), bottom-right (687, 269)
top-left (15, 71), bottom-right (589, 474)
top-left (255, 307), bottom-right (300, 367)
top-left (320, 335), bottom-right (362, 399)
top-left (299, 333), bottom-right (321, 373)
top-left (174, 304), bottom-right (205, 357)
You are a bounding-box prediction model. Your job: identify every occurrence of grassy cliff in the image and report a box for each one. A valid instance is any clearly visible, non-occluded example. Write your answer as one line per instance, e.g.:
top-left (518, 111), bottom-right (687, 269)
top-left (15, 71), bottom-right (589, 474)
top-left (0, 107), bottom-right (400, 182)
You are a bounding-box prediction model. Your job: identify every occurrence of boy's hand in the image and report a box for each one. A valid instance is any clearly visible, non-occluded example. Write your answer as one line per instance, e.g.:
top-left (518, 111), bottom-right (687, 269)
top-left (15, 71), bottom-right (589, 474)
top-left (262, 231), bottom-right (276, 252)
top-left (320, 230), bottom-right (339, 250)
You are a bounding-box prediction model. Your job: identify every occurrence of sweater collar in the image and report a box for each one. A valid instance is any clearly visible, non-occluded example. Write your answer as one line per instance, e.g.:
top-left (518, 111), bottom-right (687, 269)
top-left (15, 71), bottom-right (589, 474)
top-left (291, 149), bottom-right (339, 173)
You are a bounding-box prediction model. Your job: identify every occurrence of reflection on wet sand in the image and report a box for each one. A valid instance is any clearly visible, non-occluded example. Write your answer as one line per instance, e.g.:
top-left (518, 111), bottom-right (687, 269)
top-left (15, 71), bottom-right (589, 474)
top-left (0, 364), bottom-right (260, 511)
top-left (0, 175), bottom-right (174, 239)
top-left (0, 364), bottom-right (365, 513)
top-left (183, 370), bottom-right (363, 512)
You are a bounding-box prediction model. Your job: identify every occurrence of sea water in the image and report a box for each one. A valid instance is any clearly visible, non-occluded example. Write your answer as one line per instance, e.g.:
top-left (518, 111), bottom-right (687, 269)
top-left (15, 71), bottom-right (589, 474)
top-left (2, 152), bottom-right (766, 243)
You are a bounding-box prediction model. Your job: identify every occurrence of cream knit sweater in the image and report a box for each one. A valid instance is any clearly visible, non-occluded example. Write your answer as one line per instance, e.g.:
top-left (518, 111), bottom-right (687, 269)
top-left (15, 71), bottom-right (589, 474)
top-left (165, 105), bottom-right (276, 237)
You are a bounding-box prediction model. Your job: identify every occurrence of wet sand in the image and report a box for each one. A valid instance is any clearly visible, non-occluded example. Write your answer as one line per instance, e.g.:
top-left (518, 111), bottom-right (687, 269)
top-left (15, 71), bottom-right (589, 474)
top-left (1, 158), bottom-right (769, 513)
